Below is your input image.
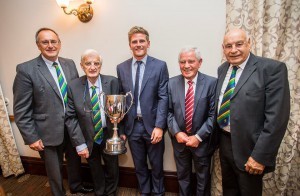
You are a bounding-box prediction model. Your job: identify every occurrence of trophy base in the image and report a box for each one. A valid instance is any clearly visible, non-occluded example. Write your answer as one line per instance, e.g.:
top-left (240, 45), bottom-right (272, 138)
top-left (103, 138), bottom-right (127, 155)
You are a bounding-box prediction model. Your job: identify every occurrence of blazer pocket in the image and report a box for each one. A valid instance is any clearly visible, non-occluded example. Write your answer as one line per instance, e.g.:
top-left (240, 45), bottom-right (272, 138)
top-left (33, 114), bottom-right (47, 120)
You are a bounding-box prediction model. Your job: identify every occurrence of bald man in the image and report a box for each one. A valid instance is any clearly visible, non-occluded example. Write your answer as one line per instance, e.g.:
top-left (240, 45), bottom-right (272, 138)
top-left (215, 29), bottom-right (290, 196)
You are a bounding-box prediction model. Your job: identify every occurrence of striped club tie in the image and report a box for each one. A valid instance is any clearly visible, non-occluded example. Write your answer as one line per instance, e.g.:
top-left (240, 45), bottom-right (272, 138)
top-left (91, 86), bottom-right (103, 144)
top-left (53, 62), bottom-right (68, 106)
top-left (185, 81), bottom-right (194, 133)
top-left (217, 66), bottom-right (238, 128)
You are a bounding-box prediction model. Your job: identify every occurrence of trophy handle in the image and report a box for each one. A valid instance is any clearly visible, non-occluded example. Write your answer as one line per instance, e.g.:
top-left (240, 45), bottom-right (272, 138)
top-left (99, 91), bottom-right (111, 117)
top-left (123, 91), bottom-right (133, 116)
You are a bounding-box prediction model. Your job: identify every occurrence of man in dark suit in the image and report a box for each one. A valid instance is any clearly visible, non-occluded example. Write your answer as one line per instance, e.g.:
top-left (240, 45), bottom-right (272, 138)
top-left (65, 49), bottom-right (121, 196)
top-left (215, 28), bottom-right (290, 196)
top-left (117, 26), bottom-right (169, 196)
top-left (13, 27), bottom-right (92, 196)
top-left (168, 46), bottom-right (217, 196)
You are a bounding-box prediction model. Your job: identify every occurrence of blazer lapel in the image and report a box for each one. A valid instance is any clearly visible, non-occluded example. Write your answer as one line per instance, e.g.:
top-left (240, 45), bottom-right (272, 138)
top-left (194, 72), bottom-right (205, 111)
top-left (36, 56), bottom-right (62, 101)
top-left (140, 56), bottom-right (154, 95)
top-left (232, 54), bottom-right (257, 98)
top-left (125, 59), bottom-right (134, 93)
top-left (81, 77), bottom-right (93, 121)
top-left (58, 57), bottom-right (71, 82)
top-left (177, 76), bottom-right (186, 120)
top-left (216, 63), bottom-right (229, 98)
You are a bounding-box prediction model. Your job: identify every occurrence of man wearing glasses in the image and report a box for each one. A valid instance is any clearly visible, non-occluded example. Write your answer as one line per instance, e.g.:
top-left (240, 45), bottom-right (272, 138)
top-left (65, 49), bottom-right (123, 196)
top-left (215, 28), bottom-right (290, 196)
top-left (13, 28), bottom-right (92, 196)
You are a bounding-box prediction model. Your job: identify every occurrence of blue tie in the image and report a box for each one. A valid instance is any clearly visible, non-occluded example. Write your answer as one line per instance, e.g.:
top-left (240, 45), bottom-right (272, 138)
top-left (217, 66), bottom-right (238, 128)
top-left (91, 86), bottom-right (103, 144)
top-left (134, 61), bottom-right (142, 118)
top-left (53, 62), bottom-right (67, 106)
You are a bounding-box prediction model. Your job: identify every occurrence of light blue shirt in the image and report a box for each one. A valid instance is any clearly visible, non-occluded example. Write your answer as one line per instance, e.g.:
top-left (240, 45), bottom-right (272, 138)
top-left (42, 55), bottom-right (67, 109)
top-left (76, 75), bottom-right (107, 152)
top-left (132, 55), bottom-right (147, 116)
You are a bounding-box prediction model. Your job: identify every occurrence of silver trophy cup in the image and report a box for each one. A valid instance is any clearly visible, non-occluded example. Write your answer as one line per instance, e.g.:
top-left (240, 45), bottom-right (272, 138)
top-left (99, 91), bottom-right (133, 155)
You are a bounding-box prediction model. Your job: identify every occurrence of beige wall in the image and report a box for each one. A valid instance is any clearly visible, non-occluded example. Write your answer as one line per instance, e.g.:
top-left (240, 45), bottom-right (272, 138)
top-left (0, 0), bottom-right (226, 171)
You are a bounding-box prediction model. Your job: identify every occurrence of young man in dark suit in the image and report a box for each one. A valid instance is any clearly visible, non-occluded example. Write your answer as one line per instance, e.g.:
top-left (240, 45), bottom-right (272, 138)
top-left (215, 28), bottom-right (290, 196)
top-left (117, 26), bottom-right (169, 196)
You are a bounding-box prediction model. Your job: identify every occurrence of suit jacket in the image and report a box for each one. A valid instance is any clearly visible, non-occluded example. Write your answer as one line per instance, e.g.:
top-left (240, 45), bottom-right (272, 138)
top-left (168, 72), bottom-right (217, 157)
top-left (13, 55), bottom-right (79, 146)
top-left (116, 56), bottom-right (169, 136)
top-left (65, 75), bottom-right (119, 153)
top-left (215, 53), bottom-right (290, 172)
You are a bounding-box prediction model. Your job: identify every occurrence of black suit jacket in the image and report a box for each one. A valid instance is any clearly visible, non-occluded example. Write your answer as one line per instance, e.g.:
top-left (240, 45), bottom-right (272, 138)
top-left (168, 72), bottom-right (217, 157)
top-left (65, 74), bottom-right (119, 153)
top-left (215, 53), bottom-right (290, 172)
top-left (116, 56), bottom-right (169, 136)
top-left (13, 55), bottom-right (79, 146)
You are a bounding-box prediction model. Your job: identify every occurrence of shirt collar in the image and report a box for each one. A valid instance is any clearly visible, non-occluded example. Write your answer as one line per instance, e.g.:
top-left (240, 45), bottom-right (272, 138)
top-left (184, 72), bottom-right (198, 85)
top-left (87, 75), bottom-right (101, 89)
top-left (42, 55), bottom-right (58, 68)
top-left (230, 53), bottom-right (250, 70)
top-left (133, 55), bottom-right (148, 65)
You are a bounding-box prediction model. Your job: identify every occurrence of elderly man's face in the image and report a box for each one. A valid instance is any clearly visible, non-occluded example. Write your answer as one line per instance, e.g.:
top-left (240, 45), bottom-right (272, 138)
top-left (81, 54), bottom-right (101, 81)
top-left (179, 51), bottom-right (202, 81)
top-left (223, 29), bottom-right (251, 66)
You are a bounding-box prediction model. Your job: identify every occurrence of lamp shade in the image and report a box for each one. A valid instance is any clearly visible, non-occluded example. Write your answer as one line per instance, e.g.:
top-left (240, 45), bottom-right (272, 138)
top-left (56, 0), bottom-right (69, 8)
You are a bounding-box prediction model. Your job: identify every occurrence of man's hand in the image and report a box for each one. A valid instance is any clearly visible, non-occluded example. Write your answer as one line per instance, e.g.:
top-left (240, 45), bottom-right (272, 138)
top-left (29, 139), bottom-right (44, 151)
top-left (185, 135), bottom-right (200, 148)
top-left (175, 132), bottom-right (189, 143)
top-left (245, 156), bottom-right (265, 175)
top-left (151, 127), bottom-right (163, 144)
top-left (78, 148), bottom-right (90, 159)
top-left (120, 134), bottom-right (127, 141)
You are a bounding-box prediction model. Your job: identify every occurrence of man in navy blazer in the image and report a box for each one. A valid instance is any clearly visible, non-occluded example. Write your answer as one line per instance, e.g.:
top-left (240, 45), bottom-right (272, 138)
top-left (117, 26), bottom-right (169, 196)
top-left (168, 46), bottom-right (217, 196)
top-left (215, 29), bottom-right (290, 196)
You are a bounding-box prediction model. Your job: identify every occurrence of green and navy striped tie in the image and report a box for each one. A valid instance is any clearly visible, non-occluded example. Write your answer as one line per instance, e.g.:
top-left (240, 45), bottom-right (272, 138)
top-left (53, 62), bottom-right (67, 106)
top-left (91, 86), bottom-right (103, 144)
top-left (217, 66), bottom-right (238, 128)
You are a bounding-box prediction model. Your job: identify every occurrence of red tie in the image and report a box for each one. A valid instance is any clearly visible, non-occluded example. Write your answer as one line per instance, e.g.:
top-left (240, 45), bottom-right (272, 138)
top-left (185, 81), bottom-right (194, 133)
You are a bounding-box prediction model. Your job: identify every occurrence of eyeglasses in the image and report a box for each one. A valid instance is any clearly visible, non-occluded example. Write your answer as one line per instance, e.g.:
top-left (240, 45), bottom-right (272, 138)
top-left (224, 41), bottom-right (246, 51)
top-left (39, 40), bottom-right (60, 46)
top-left (84, 61), bottom-right (101, 67)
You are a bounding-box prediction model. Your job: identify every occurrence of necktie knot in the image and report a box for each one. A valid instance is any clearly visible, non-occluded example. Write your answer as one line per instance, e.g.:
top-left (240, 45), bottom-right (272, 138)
top-left (91, 86), bottom-right (96, 91)
top-left (188, 80), bottom-right (194, 86)
top-left (231, 66), bottom-right (239, 76)
top-left (53, 62), bottom-right (58, 68)
top-left (136, 61), bottom-right (143, 66)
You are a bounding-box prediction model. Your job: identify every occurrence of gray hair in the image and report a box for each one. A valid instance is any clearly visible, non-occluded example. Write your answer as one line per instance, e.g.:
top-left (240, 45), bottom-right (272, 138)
top-left (178, 46), bottom-right (202, 62)
top-left (35, 27), bottom-right (60, 43)
top-left (81, 49), bottom-right (103, 65)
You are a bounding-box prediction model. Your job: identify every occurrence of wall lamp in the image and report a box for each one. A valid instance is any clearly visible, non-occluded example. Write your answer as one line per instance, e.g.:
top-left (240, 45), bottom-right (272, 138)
top-left (56, 0), bottom-right (94, 23)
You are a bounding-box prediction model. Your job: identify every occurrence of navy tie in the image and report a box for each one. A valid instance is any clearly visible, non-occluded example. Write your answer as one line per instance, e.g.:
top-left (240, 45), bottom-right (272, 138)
top-left (134, 61), bottom-right (142, 118)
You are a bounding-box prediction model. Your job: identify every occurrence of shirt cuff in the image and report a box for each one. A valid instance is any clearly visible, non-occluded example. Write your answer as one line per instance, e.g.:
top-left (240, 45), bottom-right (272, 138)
top-left (76, 143), bottom-right (87, 152)
top-left (195, 134), bottom-right (202, 142)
